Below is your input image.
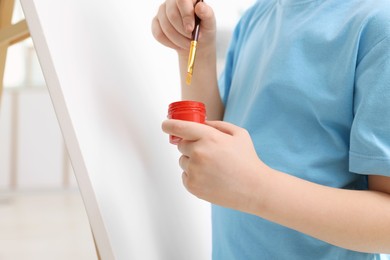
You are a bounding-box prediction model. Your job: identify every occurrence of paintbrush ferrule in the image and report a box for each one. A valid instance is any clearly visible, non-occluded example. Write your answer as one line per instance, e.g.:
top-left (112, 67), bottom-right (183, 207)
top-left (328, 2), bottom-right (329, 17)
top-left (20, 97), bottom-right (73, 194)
top-left (187, 40), bottom-right (198, 75)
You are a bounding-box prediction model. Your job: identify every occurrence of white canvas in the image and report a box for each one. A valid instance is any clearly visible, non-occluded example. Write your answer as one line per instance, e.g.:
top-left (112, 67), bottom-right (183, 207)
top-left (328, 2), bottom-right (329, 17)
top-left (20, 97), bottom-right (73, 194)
top-left (20, 1), bottom-right (212, 259)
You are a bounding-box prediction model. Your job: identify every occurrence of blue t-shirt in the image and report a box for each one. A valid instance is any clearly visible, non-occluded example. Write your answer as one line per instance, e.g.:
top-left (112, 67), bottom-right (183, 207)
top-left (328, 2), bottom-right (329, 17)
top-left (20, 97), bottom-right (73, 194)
top-left (215, 0), bottom-right (390, 259)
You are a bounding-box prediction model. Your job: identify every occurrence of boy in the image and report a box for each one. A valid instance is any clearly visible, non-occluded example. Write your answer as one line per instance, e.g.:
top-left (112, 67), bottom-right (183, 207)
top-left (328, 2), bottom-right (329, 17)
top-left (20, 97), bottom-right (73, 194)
top-left (152, 0), bottom-right (390, 258)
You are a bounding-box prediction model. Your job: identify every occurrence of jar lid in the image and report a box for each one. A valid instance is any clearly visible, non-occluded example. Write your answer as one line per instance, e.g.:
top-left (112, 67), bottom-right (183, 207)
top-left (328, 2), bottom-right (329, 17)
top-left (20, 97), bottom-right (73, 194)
top-left (168, 100), bottom-right (206, 114)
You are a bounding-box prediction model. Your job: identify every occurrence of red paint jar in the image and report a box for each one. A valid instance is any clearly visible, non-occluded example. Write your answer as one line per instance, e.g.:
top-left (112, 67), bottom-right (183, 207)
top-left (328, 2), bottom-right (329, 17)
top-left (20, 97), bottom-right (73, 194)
top-left (167, 100), bottom-right (206, 144)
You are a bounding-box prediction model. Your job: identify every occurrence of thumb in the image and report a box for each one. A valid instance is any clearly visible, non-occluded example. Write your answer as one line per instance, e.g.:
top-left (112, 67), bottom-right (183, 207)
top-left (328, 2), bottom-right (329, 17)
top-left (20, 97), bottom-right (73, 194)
top-left (205, 121), bottom-right (243, 136)
top-left (194, 2), bottom-right (216, 33)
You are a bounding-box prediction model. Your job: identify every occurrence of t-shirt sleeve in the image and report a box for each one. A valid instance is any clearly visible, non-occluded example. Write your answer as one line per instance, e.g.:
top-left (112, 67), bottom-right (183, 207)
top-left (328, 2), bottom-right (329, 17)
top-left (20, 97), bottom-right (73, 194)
top-left (349, 36), bottom-right (390, 176)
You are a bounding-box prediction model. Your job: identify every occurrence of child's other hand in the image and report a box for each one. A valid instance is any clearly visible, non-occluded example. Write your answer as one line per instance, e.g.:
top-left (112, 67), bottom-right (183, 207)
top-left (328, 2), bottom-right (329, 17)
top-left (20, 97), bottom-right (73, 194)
top-left (162, 119), bottom-right (267, 213)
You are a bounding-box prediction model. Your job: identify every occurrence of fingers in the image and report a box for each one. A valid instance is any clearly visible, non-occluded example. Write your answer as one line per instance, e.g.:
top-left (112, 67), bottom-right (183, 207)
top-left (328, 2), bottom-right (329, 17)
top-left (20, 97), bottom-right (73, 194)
top-left (162, 119), bottom-right (245, 143)
top-left (205, 120), bottom-right (246, 136)
top-left (152, 0), bottom-right (216, 52)
top-left (162, 119), bottom-right (210, 141)
top-left (170, 0), bottom-right (215, 35)
top-left (181, 171), bottom-right (190, 191)
top-left (175, 0), bottom-right (197, 33)
top-left (152, 3), bottom-right (191, 51)
top-left (162, 119), bottom-right (246, 143)
top-left (179, 156), bottom-right (190, 191)
top-left (194, 2), bottom-right (216, 33)
top-left (166, 0), bottom-right (193, 36)
top-left (151, 16), bottom-right (179, 50)
top-left (179, 155), bottom-right (189, 171)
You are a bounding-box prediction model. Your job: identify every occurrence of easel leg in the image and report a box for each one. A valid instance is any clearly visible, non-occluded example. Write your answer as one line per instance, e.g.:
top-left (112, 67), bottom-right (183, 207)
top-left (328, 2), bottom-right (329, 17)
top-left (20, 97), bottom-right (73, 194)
top-left (0, 44), bottom-right (6, 104)
top-left (0, 0), bottom-right (16, 106)
top-left (92, 229), bottom-right (102, 260)
top-left (9, 91), bottom-right (19, 189)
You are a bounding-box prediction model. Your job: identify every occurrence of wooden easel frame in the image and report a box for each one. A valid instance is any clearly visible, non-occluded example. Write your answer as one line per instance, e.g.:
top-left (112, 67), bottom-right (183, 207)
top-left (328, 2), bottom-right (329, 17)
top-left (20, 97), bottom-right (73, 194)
top-left (0, 0), bottom-right (29, 105)
top-left (0, 1), bottom-right (101, 259)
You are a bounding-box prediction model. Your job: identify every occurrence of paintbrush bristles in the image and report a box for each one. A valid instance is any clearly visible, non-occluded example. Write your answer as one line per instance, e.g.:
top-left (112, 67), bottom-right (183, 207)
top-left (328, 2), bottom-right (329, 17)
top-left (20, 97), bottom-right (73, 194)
top-left (186, 72), bottom-right (193, 85)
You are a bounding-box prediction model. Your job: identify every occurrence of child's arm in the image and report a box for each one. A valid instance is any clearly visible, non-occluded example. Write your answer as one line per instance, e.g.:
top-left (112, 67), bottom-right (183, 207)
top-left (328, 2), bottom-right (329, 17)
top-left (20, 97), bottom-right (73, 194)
top-left (256, 167), bottom-right (390, 254)
top-left (152, 0), bottom-right (224, 120)
top-left (162, 119), bottom-right (390, 254)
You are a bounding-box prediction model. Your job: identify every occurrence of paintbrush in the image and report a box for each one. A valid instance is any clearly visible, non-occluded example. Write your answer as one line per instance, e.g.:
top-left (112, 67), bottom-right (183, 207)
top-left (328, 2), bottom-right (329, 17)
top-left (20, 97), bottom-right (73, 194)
top-left (185, 0), bottom-right (203, 85)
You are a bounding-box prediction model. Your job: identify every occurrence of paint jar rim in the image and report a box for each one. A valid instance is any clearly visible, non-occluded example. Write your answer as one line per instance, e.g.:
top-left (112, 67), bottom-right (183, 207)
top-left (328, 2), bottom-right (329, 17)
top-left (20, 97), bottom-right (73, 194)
top-left (168, 100), bottom-right (206, 115)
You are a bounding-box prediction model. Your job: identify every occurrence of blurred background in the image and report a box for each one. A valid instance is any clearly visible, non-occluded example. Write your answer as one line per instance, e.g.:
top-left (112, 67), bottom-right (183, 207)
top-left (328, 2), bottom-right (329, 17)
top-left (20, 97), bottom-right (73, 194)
top-left (2, 1), bottom-right (390, 260)
top-left (0, 0), bottom-right (254, 259)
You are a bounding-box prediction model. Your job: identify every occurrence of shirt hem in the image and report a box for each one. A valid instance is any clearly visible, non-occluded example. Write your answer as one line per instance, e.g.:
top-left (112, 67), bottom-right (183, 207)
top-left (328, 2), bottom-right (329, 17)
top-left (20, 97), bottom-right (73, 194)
top-left (349, 151), bottom-right (390, 176)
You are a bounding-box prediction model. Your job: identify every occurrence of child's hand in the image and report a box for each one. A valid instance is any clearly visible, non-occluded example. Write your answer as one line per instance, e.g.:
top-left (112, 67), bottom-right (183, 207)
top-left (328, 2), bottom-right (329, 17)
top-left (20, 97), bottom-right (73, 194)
top-left (151, 0), bottom-right (216, 57)
top-left (162, 119), bottom-right (268, 213)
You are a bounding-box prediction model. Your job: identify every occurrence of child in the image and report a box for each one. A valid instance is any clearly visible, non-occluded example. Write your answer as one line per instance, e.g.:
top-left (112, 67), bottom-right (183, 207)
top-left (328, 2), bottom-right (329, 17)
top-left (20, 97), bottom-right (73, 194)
top-left (152, 0), bottom-right (390, 259)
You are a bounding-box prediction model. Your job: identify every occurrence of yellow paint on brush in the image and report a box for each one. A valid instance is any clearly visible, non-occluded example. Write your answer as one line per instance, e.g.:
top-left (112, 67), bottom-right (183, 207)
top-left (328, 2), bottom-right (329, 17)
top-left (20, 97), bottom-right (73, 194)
top-left (186, 72), bottom-right (192, 85)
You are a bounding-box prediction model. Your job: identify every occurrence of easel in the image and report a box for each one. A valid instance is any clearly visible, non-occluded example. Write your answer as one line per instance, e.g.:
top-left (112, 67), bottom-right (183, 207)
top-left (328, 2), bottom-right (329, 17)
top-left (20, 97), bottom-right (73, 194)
top-left (0, 1), bottom-right (101, 259)
top-left (0, 0), bottom-right (29, 106)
